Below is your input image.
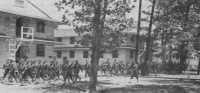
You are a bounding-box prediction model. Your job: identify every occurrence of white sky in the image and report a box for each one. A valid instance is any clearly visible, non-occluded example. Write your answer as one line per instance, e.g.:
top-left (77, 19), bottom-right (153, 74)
top-left (31, 0), bottom-right (152, 23)
top-left (32, 0), bottom-right (153, 36)
top-left (30, 0), bottom-right (63, 21)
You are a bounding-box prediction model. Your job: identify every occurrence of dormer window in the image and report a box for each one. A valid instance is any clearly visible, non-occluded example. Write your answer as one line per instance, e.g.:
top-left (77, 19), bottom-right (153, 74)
top-left (37, 21), bottom-right (45, 33)
top-left (70, 37), bottom-right (75, 44)
top-left (15, 0), bottom-right (25, 8)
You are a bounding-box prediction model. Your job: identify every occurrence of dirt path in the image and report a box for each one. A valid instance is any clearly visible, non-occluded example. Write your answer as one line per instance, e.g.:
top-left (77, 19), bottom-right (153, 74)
top-left (0, 75), bottom-right (199, 93)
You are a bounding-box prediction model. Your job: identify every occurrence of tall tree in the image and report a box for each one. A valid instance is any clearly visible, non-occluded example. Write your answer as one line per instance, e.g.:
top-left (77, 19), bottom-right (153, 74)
top-left (140, 0), bottom-right (156, 75)
top-left (135, 0), bottom-right (143, 64)
top-left (55, 0), bottom-right (134, 92)
top-left (154, 0), bottom-right (200, 73)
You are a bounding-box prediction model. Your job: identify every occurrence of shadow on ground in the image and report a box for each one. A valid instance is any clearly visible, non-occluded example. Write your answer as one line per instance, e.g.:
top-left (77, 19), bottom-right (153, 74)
top-left (99, 77), bottom-right (200, 93)
top-left (41, 78), bottom-right (200, 93)
top-left (146, 77), bottom-right (200, 86)
top-left (42, 81), bottom-right (113, 93)
top-left (99, 85), bottom-right (200, 93)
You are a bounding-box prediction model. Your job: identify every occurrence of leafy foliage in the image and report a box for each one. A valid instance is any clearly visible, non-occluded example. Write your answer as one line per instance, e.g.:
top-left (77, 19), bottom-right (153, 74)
top-left (55, 0), bottom-right (136, 92)
top-left (153, 0), bottom-right (200, 73)
top-left (55, 0), bottom-right (135, 51)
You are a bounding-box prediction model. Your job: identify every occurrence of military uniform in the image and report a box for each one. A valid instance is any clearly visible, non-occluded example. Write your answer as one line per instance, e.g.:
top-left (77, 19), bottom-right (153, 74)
top-left (84, 62), bottom-right (90, 77)
top-left (3, 60), bottom-right (10, 79)
top-left (130, 63), bottom-right (139, 81)
top-left (73, 61), bottom-right (82, 82)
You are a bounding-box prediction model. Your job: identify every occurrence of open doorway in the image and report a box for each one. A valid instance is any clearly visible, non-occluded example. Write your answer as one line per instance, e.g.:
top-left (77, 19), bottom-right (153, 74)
top-left (16, 17), bottom-right (23, 37)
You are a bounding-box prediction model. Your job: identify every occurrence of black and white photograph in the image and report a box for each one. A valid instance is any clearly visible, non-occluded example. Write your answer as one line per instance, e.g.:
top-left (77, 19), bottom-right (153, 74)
top-left (0, 0), bottom-right (200, 93)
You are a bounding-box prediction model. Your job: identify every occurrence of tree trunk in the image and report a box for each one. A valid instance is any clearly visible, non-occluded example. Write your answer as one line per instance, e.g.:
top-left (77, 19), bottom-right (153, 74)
top-left (178, 3), bottom-right (191, 74)
top-left (161, 29), bottom-right (167, 64)
top-left (141, 0), bottom-right (156, 76)
top-left (198, 57), bottom-right (200, 75)
top-left (89, 0), bottom-right (102, 92)
top-left (89, 49), bottom-right (100, 93)
top-left (135, 0), bottom-right (143, 64)
top-left (178, 41), bottom-right (188, 73)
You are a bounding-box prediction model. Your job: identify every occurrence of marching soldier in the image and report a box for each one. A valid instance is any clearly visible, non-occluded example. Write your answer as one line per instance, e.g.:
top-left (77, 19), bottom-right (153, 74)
top-left (36, 60), bottom-right (42, 79)
top-left (130, 62), bottom-right (139, 82)
top-left (51, 57), bottom-right (60, 79)
top-left (3, 59), bottom-right (11, 80)
top-left (73, 60), bottom-right (82, 82)
top-left (119, 62), bottom-right (125, 74)
top-left (21, 61), bottom-right (34, 82)
top-left (63, 56), bottom-right (69, 65)
top-left (17, 62), bottom-right (24, 81)
top-left (9, 60), bottom-right (18, 82)
top-left (104, 59), bottom-right (111, 75)
top-left (84, 61), bottom-right (90, 77)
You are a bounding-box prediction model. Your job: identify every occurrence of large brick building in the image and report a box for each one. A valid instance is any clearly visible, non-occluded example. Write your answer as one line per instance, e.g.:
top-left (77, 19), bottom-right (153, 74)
top-left (0, 0), bottom-right (60, 67)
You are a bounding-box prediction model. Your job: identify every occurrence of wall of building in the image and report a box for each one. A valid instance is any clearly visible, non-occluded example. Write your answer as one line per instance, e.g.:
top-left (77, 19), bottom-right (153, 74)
top-left (56, 48), bottom-right (135, 65)
top-left (0, 12), bottom-right (57, 64)
top-left (34, 21), bottom-right (56, 40)
top-left (0, 13), bottom-right (16, 37)
top-left (27, 42), bottom-right (55, 61)
top-left (58, 36), bottom-right (81, 46)
top-left (0, 13), bottom-right (16, 67)
top-left (0, 39), bottom-right (9, 67)
top-left (54, 33), bottom-right (140, 65)
top-left (0, 12), bottom-right (56, 39)
top-left (57, 49), bottom-right (89, 65)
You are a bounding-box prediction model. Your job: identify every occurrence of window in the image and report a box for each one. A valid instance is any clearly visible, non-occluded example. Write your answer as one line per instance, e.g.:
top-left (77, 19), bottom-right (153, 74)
top-left (16, 18), bottom-right (23, 37)
top-left (56, 37), bottom-right (62, 42)
top-left (83, 51), bottom-right (89, 58)
top-left (112, 50), bottom-right (118, 58)
top-left (70, 37), bottom-right (75, 44)
top-left (36, 44), bottom-right (45, 57)
top-left (130, 50), bottom-right (134, 58)
top-left (37, 21), bottom-right (45, 33)
top-left (15, 0), bottom-right (25, 8)
top-left (69, 50), bottom-right (75, 58)
top-left (56, 51), bottom-right (62, 58)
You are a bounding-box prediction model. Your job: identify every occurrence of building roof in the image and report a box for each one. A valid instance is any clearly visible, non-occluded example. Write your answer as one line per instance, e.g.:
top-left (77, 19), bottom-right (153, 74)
top-left (0, 0), bottom-right (60, 22)
top-left (55, 26), bottom-right (146, 37)
top-left (55, 29), bottom-right (78, 37)
top-left (30, 0), bottom-right (63, 22)
top-left (55, 25), bottom-right (79, 37)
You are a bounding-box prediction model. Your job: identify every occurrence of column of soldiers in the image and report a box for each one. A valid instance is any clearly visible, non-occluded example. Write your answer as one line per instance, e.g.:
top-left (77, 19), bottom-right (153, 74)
top-left (2, 57), bottom-right (83, 84)
top-left (99, 59), bottom-right (139, 81)
top-left (2, 57), bottom-right (139, 84)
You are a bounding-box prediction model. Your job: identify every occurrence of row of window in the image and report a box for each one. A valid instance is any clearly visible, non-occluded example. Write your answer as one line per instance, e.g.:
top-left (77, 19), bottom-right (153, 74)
top-left (56, 50), bottom-right (89, 58)
top-left (36, 44), bottom-right (135, 58)
top-left (56, 37), bottom-right (76, 44)
top-left (56, 50), bottom-right (135, 59)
